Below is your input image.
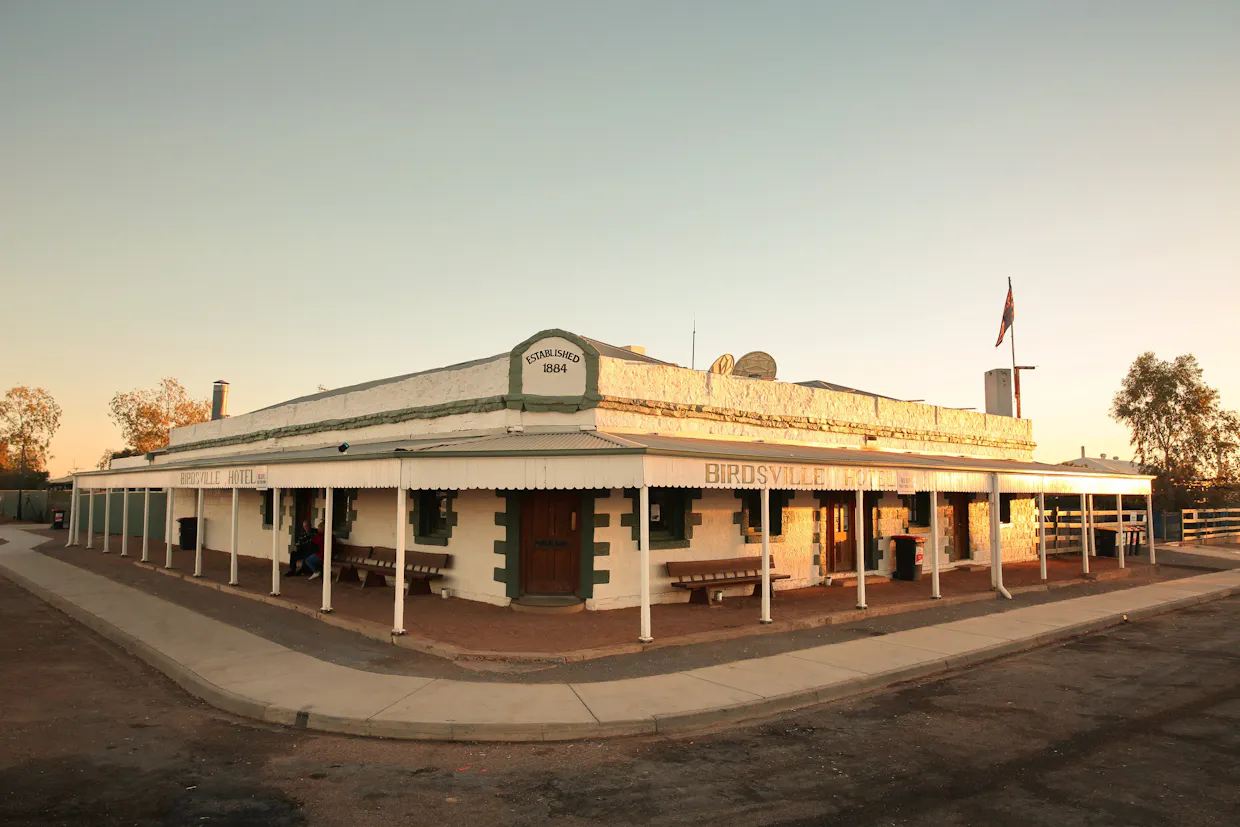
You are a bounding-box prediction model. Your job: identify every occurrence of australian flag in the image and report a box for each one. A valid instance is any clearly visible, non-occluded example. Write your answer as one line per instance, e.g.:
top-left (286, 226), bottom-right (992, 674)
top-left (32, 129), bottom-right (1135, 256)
top-left (995, 279), bottom-right (1014, 347)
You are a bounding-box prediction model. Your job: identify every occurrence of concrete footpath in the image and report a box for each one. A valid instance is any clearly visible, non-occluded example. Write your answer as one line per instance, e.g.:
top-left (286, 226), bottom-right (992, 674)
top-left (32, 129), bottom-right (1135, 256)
top-left (4, 526), bottom-right (1240, 742)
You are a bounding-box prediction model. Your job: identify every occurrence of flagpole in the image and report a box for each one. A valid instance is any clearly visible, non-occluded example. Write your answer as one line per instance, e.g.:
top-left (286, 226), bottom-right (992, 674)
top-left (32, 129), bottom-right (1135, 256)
top-left (1009, 277), bottom-right (1020, 418)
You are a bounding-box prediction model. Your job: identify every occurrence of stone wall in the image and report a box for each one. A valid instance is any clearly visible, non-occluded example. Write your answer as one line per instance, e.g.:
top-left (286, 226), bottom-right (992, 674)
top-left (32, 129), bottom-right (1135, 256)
top-left (168, 354), bottom-right (510, 449)
top-left (596, 358), bottom-right (1034, 460)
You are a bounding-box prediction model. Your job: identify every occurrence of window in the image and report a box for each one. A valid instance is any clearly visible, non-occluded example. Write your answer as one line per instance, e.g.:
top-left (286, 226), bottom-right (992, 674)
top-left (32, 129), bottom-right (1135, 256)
top-left (261, 489), bottom-right (274, 528)
top-left (904, 491), bottom-right (932, 528)
top-left (417, 490), bottom-right (451, 540)
top-left (743, 490), bottom-right (784, 536)
top-left (648, 488), bottom-right (688, 542)
top-left (999, 493), bottom-right (1015, 525)
top-left (331, 488), bottom-right (356, 535)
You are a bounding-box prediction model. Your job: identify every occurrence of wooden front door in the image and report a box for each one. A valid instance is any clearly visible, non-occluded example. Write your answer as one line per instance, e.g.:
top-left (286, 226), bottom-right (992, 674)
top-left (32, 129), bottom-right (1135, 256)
top-left (951, 493), bottom-right (972, 561)
top-left (822, 493), bottom-right (855, 572)
top-left (521, 491), bottom-right (581, 596)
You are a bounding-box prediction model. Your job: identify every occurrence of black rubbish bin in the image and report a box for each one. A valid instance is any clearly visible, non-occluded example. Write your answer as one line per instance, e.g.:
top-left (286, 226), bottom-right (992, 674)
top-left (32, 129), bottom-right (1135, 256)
top-left (1095, 527), bottom-right (1117, 558)
top-left (892, 535), bottom-right (925, 581)
top-left (51, 509), bottom-right (66, 530)
top-left (177, 516), bottom-right (197, 551)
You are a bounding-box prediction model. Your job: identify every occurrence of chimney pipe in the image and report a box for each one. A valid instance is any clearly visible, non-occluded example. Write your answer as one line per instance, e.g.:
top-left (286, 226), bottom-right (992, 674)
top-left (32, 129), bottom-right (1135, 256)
top-left (1081, 446), bottom-right (1086, 458)
top-left (211, 381), bottom-right (229, 421)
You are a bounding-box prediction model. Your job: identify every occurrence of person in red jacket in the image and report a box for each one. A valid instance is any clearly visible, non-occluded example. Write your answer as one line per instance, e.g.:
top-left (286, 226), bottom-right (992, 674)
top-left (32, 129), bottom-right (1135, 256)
top-left (305, 522), bottom-right (326, 581)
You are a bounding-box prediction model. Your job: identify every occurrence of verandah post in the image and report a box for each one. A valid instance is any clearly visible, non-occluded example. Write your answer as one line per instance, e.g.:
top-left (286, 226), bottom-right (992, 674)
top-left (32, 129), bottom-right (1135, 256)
top-left (854, 488), bottom-right (867, 610)
top-left (165, 488), bottom-right (175, 567)
top-left (639, 485), bottom-right (652, 643)
top-left (194, 488), bottom-right (205, 576)
top-left (1038, 491), bottom-right (1047, 580)
top-left (102, 487), bottom-right (112, 553)
top-left (86, 488), bottom-right (96, 549)
top-left (1146, 491), bottom-right (1156, 565)
top-left (229, 487), bottom-right (239, 585)
top-left (930, 489), bottom-right (941, 599)
top-left (1079, 493), bottom-right (1089, 575)
top-left (322, 486), bottom-right (334, 613)
top-left (120, 488), bottom-right (130, 556)
top-left (990, 473), bottom-right (1010, 598)
top-left (760, 486), bottom-right (772, 624)
top-left (1116, 494), bottom-right (1125, 569)
top-left (141, 487), bottom-right (151, 562)
top-left (393, 486), bottom-right (407, 635)
top-left (66, 477), bottom-right (78, 547)
top-left (270, 487), bottom-right (282, 595)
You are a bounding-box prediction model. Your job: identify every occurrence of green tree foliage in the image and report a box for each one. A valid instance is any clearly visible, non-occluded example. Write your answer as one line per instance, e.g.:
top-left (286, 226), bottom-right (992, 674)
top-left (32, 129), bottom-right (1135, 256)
top-left (1112, 353), bottom-right (1239, 508)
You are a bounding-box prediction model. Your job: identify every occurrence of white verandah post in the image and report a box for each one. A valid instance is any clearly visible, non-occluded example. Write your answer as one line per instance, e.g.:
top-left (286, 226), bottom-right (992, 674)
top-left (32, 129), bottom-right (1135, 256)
top-left (194, 488), bottom-right (205, 577)
top-left (1116, 494), bottom-right (1126, 569)
top-left (270, 487), bottom-right (282, 595)
top-left (639, 485), bottom-right (652, 643)
top-left (66, 478), bottom-right (78, 547)
top-left (1146, 490), bottom-right (1156, 565)
top-left (141, 488), bottom-right (151, 562)
top-left (86, 488), bottom-right (96, 548)
top-left (393, 486), bottom-right (407, 635)
top-left (322, 486), bottom-right (334, 613)
top-left (990, 473), bottom-right (1011, 599)
top-left (229, 487), bottom-right (240, 585)
top-left (1037, 491), bottom-right (1047, 581)
top-left (855, 487), bottom-right (867, 610)
top-left (760, 486), bottom-right (772, 624)
top-left (165, 488), bottom-right (175, 567)
top-left (1079, 492), bottom-right (1089, 575)
top-left (120, 488), bottom-right (130, 556)
top-left (1088, 494), bottom-right (1098, 565)
top-left (929, 489), bottom-right (941, 599)
top-left (102, 488), bottom-right (112, 553)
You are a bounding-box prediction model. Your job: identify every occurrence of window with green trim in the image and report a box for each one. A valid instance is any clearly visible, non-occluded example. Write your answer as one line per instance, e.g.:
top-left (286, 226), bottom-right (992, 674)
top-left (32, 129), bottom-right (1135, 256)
top-left (904, 492), bottom-right (932, 528)
top-left (742, 490), bottom-right (785, 536)
top-left (332, 488), bottom-right (356, 535)
top-left (417, 490), bottom-right (451, 539)
top-left (261, 489), bottom-right (274, 529)
top-left (649, 488), bottom-right (689, 543)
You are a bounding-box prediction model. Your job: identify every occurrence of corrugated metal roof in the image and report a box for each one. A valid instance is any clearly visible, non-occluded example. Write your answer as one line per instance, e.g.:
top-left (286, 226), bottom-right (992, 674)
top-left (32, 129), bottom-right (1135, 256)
top-left (615, 433), bottom-right (1148, 479)
top-left (129, 429), bottom-right (1147, 480)
top-left (794, 380), bottom-right (895, 400)
top-left (409, 431), bottom-right (642, 453)
top-left (1059, 457), bottom-right (1143, 475)
top-left (582, 337), bottom-right (675, 366)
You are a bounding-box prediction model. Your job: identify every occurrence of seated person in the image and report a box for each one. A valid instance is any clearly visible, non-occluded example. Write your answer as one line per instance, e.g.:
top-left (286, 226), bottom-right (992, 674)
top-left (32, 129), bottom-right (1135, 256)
top-left (286, 519), bottom-right (315, 576)
top-left (305, 522), bottom-right (327, 581)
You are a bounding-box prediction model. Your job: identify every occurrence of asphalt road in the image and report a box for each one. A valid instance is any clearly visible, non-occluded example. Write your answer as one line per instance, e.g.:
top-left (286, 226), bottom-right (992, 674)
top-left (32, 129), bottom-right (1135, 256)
top-left (1, 576), bottom-right (1237, 827)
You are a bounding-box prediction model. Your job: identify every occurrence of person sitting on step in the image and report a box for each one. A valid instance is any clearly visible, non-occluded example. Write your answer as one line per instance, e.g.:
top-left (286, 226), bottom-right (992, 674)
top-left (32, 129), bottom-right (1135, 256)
top-left (286, 519), bottom-right (315, 576)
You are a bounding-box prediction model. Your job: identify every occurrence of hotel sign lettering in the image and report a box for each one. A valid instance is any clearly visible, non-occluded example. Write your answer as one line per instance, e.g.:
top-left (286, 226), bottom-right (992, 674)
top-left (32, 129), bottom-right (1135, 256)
top-left (178, 466), bottom-right (268, 488)
top-left (703, 462), bottom-right (898, 491)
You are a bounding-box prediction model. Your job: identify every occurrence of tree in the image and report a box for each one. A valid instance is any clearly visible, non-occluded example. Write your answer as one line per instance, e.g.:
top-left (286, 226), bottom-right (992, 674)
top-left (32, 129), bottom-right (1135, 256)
top-left (0, 386), bottom-right (63, 518)
top-left (108, 378), bottom-right (211, 455)
top-left (1112, 353), bottom-right (1240, 508)
top-left (96, 447), bottom-right (142, 470)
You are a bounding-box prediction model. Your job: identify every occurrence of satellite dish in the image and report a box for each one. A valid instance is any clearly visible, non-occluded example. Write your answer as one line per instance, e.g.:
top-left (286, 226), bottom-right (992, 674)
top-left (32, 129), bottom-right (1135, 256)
top-left (708, 353), bottom-right (735, 375)
top-left (734, 351), bottom-right (777, 380)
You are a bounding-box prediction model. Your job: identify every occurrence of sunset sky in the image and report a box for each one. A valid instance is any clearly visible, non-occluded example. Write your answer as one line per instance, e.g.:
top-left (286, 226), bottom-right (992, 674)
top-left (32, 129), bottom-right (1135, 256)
top-left (2, 1), bottom-right (1237, 476)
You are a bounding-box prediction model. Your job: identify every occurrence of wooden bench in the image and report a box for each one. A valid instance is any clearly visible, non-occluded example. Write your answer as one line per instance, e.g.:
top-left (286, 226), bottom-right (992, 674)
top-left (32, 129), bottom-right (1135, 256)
top-left (666, 556), bottom-right (789, 605)
top-left (330, 544), bottom-right (451, 595)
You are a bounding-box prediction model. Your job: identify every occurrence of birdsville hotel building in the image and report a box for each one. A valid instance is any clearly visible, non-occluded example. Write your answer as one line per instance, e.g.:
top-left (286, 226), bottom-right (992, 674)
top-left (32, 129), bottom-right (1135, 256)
top-left (67, 329), bottom-right (1155, 641)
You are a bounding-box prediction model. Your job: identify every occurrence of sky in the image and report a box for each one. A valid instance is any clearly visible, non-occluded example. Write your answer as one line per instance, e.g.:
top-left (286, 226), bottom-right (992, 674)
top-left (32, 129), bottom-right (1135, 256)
top-left (1, 1), bottom-right (1237, 476)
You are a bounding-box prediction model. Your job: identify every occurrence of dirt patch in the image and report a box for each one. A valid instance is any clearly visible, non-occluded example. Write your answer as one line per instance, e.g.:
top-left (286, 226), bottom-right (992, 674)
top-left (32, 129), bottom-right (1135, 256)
top-left (2, 572), bottom-right (1237, 827)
